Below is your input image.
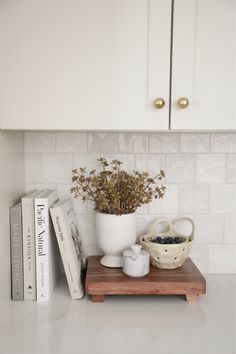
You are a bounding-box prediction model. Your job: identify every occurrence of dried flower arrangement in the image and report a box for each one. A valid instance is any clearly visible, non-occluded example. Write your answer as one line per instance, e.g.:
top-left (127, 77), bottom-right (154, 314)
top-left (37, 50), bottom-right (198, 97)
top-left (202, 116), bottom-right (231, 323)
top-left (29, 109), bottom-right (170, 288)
top-left (71, 157), bottom-right (166, 215)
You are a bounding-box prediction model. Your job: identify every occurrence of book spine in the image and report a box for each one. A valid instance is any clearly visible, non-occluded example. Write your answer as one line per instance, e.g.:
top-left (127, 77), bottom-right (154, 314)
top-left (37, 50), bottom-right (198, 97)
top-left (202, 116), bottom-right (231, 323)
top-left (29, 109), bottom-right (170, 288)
top-left (22, 199), bottom-right (36, 300)
top-left (50, 207), bottom-right (83, 299)
top-left (35, 199), bottom-right (49, 302)
top-left (10, 205), bottom-right (24, 300)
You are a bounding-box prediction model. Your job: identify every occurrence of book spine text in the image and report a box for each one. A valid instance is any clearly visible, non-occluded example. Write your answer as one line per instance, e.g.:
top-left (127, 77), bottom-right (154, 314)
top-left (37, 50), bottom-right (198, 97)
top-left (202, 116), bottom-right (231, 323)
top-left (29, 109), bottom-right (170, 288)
top-left (35, 200), bottom-right (49, 301)
top-left (10, 205), bottom-right (24, 300)
top-left (51, 208), bottom-right (83, 299)
top-left (22, 200), bottom-right (36, 300)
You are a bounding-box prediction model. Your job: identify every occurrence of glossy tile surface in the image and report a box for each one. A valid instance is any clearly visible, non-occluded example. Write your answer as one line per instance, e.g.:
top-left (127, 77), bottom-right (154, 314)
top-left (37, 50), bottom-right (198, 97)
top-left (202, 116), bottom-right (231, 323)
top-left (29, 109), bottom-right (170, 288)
top-left (24, 132), bottom-right (236, 274)
top-left (0, 275), bottom-right (235, 353)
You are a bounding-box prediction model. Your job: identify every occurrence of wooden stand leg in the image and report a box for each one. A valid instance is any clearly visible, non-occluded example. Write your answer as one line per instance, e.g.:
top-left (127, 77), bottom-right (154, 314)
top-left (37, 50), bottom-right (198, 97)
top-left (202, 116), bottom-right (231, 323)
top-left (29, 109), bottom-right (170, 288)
top-left (186, 294), bottom-right (199, 303)
top-left (91, 294), bottom-right (105, 302)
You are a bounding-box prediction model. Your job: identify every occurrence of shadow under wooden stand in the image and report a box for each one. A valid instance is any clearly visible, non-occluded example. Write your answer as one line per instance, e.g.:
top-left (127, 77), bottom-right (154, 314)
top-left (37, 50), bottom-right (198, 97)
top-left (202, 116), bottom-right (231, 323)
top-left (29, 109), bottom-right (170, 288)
top-left (85, 256), bottom-right (206, 303)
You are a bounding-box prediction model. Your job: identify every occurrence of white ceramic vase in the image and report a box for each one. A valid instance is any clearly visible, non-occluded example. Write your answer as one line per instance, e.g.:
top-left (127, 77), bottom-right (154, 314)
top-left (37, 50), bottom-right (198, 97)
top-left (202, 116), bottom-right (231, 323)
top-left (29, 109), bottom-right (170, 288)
top-left (96, 212), bottom-right (137, 268)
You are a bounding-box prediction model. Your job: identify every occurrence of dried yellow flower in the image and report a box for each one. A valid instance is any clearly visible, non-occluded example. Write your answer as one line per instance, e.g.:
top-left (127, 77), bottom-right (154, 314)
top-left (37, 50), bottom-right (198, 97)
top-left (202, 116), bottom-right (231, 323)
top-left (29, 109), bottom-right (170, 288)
top-left (71, 158), bottom-right (166, 215)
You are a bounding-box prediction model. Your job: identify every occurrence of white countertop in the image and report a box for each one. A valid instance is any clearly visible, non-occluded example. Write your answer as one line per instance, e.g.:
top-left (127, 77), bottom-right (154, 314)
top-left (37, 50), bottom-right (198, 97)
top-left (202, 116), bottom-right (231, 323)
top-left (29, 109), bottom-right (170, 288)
top-left (0, 275), bottom-right (235, 354)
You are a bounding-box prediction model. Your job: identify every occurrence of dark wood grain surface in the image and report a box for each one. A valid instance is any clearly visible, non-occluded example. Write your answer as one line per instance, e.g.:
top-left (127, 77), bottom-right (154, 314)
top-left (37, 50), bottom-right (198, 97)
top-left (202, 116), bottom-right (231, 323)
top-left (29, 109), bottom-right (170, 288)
top-left (85, 256), bottom-right (206, 302)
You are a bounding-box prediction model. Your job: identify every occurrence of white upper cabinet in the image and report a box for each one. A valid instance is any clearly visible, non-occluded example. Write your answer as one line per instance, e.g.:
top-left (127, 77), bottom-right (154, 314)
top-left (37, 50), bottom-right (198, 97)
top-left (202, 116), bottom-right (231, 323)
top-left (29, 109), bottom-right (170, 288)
top-left (0, 0), bottom-right (171, 130)
top-left (0, 0), bottom-right (235, 131)
top-left (171, 0), bottom-right (236, 130)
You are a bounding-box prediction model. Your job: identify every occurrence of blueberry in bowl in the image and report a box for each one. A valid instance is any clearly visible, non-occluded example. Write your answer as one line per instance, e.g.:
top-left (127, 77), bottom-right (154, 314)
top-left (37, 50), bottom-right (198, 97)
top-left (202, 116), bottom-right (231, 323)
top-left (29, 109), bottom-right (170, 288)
top-left (151, 236), bottom-right (186, 244)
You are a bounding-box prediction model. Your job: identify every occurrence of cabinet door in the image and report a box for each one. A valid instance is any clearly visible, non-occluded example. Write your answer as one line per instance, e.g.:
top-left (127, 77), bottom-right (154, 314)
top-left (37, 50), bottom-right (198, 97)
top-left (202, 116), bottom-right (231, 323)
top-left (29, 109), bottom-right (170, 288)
top-left (171, 0), bottom-right (236, 130)
top-left (148, 0), bottom-right (172, 130)
top-left (0, 0), bottom-right (171, 130)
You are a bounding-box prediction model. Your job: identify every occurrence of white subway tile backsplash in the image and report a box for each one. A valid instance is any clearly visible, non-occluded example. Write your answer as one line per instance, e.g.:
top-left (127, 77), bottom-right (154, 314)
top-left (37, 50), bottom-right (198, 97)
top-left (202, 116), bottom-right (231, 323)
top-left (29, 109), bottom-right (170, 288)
top-left (56, 133), bottom-right (87, 153)
top-left (196, 154), bottom-right (225, 183)
top-left (137, 215), bottom-right (165, 237)
top-left (24, 132), bottom-right (55, 153)
top-left (190, 244), bottom-right (208, 273)
top-left (180, 185), bottom-right (209, 214)
top-left (226, 154), bottom-right (236, 183)
top-left (73, 199), bottom-right (88, 215)
top-left (224, 215), bottom-right (236, 244)
top-left (56, 184), bottom-right (72, 199)
top-left (73, 154), bottom-right (134, 173)
top-left (209, 245), bottom-right (236, 273)
top-left (42, 154), bottom-right (72, 184)
top-left (211, 133), bottom-right (236, 153)
top-left (25, 183), bottom-right (56, 192)
top-left (135, 154), bottom-right (165, 176)
top-left (87, 200), bottom-right (96, 215)
top-left (149, 185), bottom-right (179, 214)
top-left (180, 133), bottom-right (210, 153)
top-left (23, 132), bottom-right (236, 273)
top-left (166, 154), bottom-right (195, 183)
top-left (194, 215), bottom-right (224, 244)
top-left (119, 133), bottom-right (148, 153)
top-left (103, 154), bottom-right (135, 172)
top-left (56, 184), bottom-right (87, 215)
top-left (73, 154), bottom-right (99, 171)
top-left (88, 133), bottom-right (118, 153)
top-left (76, 215), bottom-right (100, 256)
top-left (149, 133), bottom-right (179, 153)
top-left (210, 184), bottom-right (236, 214)
top-left (25, 154), bottom-right (42, 183)
top-left (136, 204), bottom-right (149, 215)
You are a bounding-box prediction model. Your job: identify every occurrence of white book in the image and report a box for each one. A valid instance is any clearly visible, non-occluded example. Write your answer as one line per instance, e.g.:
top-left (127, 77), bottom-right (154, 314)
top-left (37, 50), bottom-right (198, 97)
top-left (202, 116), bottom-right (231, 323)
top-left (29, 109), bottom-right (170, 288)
top-left (50, 199), bottom-right (85, 299)
top-left (35, 190), bottom-right (60, 302)
top-left (22, 190), bottom-right (43, 300)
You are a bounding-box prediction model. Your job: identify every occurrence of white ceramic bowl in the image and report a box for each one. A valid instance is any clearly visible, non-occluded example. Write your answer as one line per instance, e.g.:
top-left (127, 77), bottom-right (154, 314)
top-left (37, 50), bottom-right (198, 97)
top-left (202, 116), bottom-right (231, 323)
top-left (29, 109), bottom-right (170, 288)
top-left (140, 217), bottom-right (194, 269)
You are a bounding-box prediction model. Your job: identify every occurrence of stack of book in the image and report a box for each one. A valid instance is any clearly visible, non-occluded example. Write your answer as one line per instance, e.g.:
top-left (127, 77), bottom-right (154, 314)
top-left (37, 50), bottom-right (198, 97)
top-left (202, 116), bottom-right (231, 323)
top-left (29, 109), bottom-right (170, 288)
top-left (10, 189), bottom-right (85, 301)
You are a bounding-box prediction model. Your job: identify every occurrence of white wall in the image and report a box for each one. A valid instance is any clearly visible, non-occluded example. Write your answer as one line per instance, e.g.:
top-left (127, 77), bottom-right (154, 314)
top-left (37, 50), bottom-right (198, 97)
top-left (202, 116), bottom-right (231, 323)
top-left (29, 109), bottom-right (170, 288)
top-left (0, 132), bottom-right (25, 305)
top-left (24, 131), bottom-right (236, 274)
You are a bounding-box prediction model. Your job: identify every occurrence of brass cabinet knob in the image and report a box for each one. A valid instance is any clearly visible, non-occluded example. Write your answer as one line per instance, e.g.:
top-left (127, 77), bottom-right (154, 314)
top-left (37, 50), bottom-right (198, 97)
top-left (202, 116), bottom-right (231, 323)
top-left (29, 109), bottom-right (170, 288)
top-left (154, 97), bottom-right (165, 109)
top-left (177, 97), bottom-right (189, 109)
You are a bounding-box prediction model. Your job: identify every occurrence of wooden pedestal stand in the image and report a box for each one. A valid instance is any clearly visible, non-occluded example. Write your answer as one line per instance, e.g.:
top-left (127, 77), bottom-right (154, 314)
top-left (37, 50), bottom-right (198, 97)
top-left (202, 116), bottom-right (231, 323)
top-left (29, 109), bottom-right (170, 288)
top-left (85, 256), bottom-right (206, 303)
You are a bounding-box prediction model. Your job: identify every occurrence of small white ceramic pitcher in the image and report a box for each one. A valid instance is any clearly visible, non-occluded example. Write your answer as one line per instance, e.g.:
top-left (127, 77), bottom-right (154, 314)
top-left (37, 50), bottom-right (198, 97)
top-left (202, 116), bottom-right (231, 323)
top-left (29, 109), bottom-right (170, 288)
top-left (123, 244), bottom-right (150, 277)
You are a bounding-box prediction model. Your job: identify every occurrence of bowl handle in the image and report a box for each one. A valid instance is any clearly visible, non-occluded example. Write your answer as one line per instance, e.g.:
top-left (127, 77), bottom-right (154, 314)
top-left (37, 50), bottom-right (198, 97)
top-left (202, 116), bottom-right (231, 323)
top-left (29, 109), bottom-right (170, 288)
top-left (148, 219), bottom-right (172, 236)
top-left (172, 217), bottom-right (195, 241)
